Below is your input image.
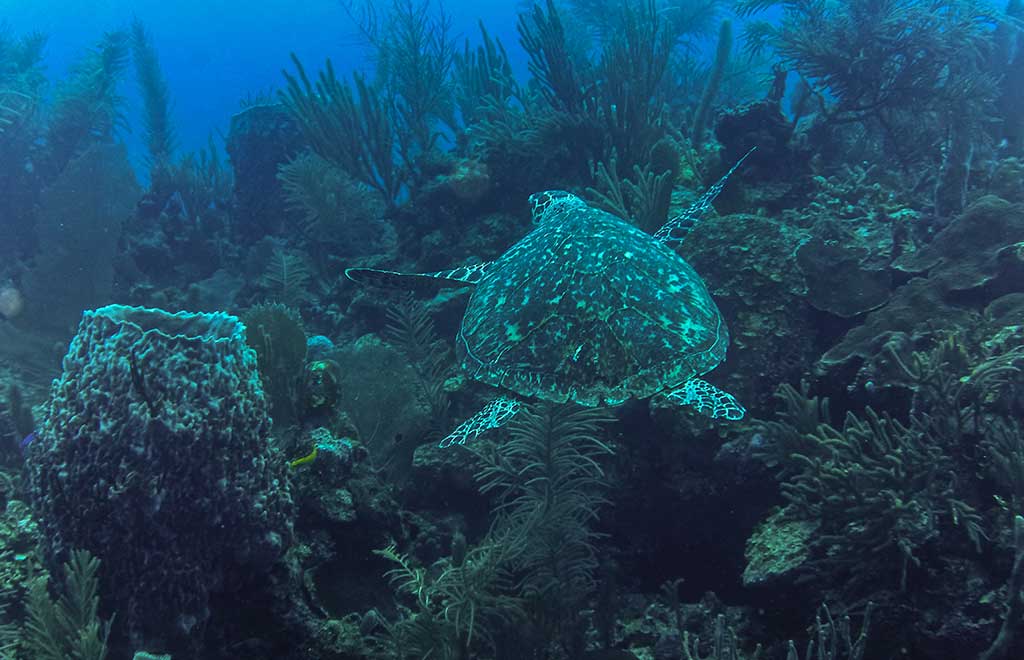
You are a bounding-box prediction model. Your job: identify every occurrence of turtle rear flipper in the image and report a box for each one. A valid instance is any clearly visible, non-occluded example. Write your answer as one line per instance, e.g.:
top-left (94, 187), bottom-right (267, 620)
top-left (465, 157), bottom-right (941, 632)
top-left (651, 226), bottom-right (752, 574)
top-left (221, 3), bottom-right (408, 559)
top-left (439, 396), bottom-right (522, 448)
top-left (665, 378), bottom-right (745, 420)
top-left (346, 262), bottom-right (493, 290)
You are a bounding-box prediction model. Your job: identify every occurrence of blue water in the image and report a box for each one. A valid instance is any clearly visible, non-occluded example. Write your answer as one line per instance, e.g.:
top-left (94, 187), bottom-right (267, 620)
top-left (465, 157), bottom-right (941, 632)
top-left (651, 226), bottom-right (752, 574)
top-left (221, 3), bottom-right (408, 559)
top-left (2, 0), bottom-right (528, 173)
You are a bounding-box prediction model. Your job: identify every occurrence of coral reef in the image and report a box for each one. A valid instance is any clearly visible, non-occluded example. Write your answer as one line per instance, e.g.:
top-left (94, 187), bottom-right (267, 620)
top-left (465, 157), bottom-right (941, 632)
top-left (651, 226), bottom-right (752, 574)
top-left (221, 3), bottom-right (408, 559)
top-left (5, 1), bottom-right (1024, 658)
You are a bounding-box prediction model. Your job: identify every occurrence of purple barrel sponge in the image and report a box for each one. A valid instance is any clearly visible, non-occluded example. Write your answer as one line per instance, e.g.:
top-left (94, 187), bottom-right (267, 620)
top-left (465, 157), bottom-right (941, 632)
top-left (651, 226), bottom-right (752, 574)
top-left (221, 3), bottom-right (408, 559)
top-left (26, 305), bottom-right (294, 653)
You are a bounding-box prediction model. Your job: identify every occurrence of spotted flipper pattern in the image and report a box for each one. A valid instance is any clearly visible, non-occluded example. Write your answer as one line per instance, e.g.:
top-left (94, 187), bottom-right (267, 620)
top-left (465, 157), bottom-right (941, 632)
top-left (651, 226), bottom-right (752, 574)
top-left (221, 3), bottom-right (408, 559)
top-left (345, 262), bottom-right (493, 291)
top-left (653, 147), bottom-right (756, 250)
top-left (665, 378), bottom-right (745, 420)
top-left (439, 396), bottom-right (522, 448)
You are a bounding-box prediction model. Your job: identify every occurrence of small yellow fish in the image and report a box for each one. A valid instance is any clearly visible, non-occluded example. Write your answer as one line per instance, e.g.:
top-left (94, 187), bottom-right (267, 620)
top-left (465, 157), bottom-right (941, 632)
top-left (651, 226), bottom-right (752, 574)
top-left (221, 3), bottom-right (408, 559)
top-left (289, 447), bottom-right (318, 468)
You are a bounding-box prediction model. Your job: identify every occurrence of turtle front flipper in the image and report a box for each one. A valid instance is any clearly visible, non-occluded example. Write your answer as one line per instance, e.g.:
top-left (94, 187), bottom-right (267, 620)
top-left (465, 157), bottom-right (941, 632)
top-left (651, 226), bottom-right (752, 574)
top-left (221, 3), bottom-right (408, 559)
top-left (653, 147), bottom-right (755, 250)
top-left (439, 396), bottom-right (523, 448)
top-left (345, 262), bottom-right (493, 291)
top-left (665, 378), bottom-right (745, 420)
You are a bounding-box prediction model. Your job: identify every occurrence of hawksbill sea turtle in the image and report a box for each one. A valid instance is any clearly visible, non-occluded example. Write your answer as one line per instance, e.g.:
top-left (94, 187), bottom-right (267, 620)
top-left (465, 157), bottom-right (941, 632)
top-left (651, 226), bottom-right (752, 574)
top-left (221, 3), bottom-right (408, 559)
top-left (346, 149), bottom-right (755, 447)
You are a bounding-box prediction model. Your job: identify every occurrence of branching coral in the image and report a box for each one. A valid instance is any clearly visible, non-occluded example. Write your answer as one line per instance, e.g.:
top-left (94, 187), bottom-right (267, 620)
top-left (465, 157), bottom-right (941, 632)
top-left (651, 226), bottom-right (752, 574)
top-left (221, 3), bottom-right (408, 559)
top-left (518, 0), bottom-right (593, 115)
top-left (384, 294), bottom-right (452, 427)
top-left (690, 19), bottom-right (732, 149)
top-left (259, 248), bottom-right (313, 303)
top-left (596, 0), bottom-right (674, 169)
top-left (277, 151), bottom-right (393, 256)
top-left (374, 536), bottom-right (525, 658)
top-left (23, 550), bottom-right (111, 660)
top-left (762, 332), bottom-right (1024, 605)
top-left (284, 0), bottom-right (455, 202)
top-left (344, 0), bottom-right (456, 158)
top-left (45, 30), bottom-right (130, 176)
top-left (130, 19), bottom-right (175, 179)
top-left (980, 515), bottom-right (1024, 660)
top-left (0, 27), bottom-right (45, 141)
top-left (376, 404), bottom-right (614, 658)
top-left (452, 22), bottom-right (517, 127)
top-left (472, 403), bottom-right (614, 657)
top-left (587, 144), bottom-right (675, 233)
top-left (159, 136), bottom-right (234, 219)
top-left (739, 0), bottom-right (997, 169)
top-left (750, 381), bottom-right (831, 479)
top-left (569, 0), bottom-right (726, 40)
top-left (281, 55), bottom-right (403, 205)
top-left (782, 407), bottom-right (964, 591)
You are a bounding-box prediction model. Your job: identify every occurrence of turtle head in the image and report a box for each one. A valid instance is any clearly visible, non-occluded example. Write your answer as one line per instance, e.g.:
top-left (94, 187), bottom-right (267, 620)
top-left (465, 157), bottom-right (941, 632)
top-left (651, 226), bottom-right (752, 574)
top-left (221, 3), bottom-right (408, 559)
top-left (528, 190), bottom-right (582, 224)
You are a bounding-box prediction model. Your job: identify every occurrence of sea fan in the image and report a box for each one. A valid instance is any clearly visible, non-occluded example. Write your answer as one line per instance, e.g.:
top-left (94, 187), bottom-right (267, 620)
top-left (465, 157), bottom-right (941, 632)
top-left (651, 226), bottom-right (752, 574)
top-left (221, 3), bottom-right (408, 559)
top-left (259, 248), bottom-right (312, 302)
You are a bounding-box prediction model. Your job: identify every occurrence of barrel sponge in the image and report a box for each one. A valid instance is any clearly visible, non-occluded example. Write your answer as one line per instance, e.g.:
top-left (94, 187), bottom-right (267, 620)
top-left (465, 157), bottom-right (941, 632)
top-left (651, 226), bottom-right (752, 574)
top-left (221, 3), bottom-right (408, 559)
top-left (26, 304), bottom-right (294, 650)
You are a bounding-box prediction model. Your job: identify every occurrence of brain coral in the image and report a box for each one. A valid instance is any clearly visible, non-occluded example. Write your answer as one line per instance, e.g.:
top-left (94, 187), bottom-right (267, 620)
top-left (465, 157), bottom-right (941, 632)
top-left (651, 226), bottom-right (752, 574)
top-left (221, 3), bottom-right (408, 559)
top-left (26, 305), bottom-right (293, 652)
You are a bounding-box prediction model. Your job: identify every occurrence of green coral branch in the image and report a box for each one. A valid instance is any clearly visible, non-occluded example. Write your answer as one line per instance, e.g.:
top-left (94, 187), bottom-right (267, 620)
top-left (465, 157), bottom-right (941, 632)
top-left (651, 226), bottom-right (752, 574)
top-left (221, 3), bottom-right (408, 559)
top-left (280, 54), bottom-right (403, 206)
top-left (46, 30), bottom-right (130, 176)
top-left (782, 407), bottom-right (968, 591)
top-left (130, 19), bottom-right (176, 177)
top-left (23, 550), bottom-right (112, 660)
top-left (453, 21), bottom-right (517, 126)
